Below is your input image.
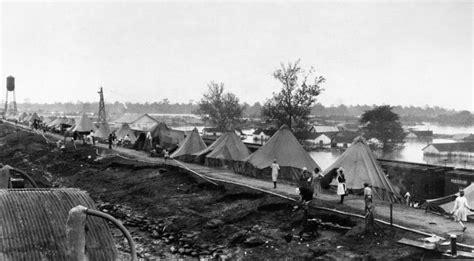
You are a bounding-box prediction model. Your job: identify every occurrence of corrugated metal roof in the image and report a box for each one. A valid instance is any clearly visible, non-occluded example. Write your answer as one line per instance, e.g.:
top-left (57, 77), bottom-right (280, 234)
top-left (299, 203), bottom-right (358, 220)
top-left (0, 188), bottom-right (117, 260)
top-left (424, 142), bottom-right (474, 153)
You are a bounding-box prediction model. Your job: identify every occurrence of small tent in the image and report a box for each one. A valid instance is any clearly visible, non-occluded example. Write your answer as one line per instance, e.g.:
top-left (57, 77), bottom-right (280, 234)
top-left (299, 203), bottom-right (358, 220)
top-left (171, 128), bottom-right (207, 162)
top-left (149, 122), bottom-right (185, 150)
top-left (72, 114), bottom-right (97, 133)
top-left (17, 112), bottom-right (28, 122)
top-left (320, 136), bottom-right (402, 203)
top-left (193, 130), bottom-right (250, 167)
top-left (115, 123), bottom-right (137, 143)
top-left (93, 122), bottom-right (112, 140)
top-left (423, 184), bottom-right (474, 213)
top-left (29, 112), bottom-right (41, 122)
top-left (237, 125), bottom-right (319, 183)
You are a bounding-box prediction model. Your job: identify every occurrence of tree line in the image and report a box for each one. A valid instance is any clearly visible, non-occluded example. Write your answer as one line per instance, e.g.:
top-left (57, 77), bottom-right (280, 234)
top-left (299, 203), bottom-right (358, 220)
top-left (16, 100), bottom-right (471, 126)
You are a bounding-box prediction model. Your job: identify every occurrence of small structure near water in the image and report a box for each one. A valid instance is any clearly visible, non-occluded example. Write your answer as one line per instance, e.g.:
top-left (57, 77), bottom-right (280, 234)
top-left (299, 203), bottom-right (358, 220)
top-left (422, 142), bottom-right (474, 157)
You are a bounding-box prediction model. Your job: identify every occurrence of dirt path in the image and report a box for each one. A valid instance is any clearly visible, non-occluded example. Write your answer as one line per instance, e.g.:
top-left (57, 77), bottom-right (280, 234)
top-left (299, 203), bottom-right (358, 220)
top-left (9, 122), bottom-right (474, 247)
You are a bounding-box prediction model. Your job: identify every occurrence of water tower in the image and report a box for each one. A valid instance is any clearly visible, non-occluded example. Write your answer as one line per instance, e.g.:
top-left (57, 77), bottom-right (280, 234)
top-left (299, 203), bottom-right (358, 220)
top-left (4, 76), bottom-right (17, 116)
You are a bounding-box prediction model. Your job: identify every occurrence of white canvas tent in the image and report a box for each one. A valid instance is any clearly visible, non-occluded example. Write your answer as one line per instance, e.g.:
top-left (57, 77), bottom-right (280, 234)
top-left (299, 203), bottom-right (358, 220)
top-left (171, 128), bottom-right (207, 160)
top-left (321, 136), bottom-right (402, 203)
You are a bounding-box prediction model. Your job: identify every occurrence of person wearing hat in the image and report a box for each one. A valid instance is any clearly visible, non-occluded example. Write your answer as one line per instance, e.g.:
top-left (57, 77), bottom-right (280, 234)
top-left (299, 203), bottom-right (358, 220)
top-left (336, 167), bottom-right (347, 204)
top-left (271, 159), bottom-right (280, 189)
top-left (451, 189), bottom-right (473, 232)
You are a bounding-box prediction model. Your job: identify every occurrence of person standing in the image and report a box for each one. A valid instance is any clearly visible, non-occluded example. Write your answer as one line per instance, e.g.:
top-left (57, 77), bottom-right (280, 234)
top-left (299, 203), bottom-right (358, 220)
top-left (451, 189), bottom-right (473, 232)
top-left (310, 167), bottom-right (324, 198)
top-left (300, 167), bottom-right (312, 188)
top-left (271, 159), bottom-right (280, 189)
top-left (404, 191), bottom-right (412, 207)
top-left (364, 183), bottom-right (373, 213)
top-left (108, 133), bottom-right (113, 149)
top-left (163, 149), bottom-right (169, 162)
top-left (336, 167), bottom-right (347, 204)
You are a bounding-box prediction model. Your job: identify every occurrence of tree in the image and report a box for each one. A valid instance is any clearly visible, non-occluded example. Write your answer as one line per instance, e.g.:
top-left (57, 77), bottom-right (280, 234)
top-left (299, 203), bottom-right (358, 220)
top-left (360, 105), bottom-right (405, 151)
top-left (196, 82), bottom-right (243, 130)
top-left (262, 60), bottom-right (325, 131)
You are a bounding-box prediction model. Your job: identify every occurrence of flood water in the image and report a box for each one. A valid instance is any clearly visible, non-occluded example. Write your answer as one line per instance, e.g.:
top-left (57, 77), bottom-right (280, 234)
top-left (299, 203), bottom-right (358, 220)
top-left (175, 124), bottom-right (474, 170)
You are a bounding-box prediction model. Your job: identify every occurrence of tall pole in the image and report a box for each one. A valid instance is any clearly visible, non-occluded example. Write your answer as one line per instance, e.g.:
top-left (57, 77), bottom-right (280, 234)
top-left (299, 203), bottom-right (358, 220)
top-left (97, 87), bottom-right (107, 124)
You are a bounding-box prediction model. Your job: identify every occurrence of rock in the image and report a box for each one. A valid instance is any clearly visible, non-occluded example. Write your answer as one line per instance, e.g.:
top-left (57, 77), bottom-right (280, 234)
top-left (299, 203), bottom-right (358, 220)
top-left (205, 219), bottom-right (224, 229)
top-left (184, 248), bottom-right (192, 254)
top-left (200, 250), bottom-right (210, 256)
top-left (251, 225), bottom-right (263, 232)
top-left (191, 251), bottom-right (198, 257)
top-left (178, 248), bottom-right (185, 254)
top-left (170, 246), bottom-right (177, 253)
top-left (151, 230), bottom-right (160, 239)
top-left (243, 236), bottom-right (265, 247)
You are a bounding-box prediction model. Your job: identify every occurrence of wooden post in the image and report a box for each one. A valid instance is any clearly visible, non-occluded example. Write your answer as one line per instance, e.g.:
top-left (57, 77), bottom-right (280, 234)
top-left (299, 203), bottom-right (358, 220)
top-left (450, 234), bottom-right (457, 256)
top-left (390, 203), bottom-right (393, 227)
top-left (66, 205), bottom-right (88, 261)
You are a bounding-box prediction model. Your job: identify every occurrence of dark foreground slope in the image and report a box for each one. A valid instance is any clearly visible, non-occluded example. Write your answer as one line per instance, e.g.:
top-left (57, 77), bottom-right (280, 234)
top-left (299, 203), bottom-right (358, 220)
top-left (0, 123), bottom-right (434, 260)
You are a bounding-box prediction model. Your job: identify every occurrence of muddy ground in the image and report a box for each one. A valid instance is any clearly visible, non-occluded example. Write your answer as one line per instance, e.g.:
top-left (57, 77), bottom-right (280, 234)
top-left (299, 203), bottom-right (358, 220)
top-left (0, 123), bottom-right (439, 260)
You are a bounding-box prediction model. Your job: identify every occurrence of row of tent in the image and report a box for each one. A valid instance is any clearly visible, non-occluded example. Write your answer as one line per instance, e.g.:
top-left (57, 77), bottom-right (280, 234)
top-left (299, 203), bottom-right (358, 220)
top-left (11, 112), bottom-right (182, 146)
top-left (7, 112), bottom-right (403, 203)
top-left (170, 124), bottom-right (402, 203)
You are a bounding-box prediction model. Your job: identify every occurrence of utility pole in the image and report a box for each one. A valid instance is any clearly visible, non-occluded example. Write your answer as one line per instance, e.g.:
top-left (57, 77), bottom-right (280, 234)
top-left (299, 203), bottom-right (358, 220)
top-left (97, 87), bottom-right (107, 124)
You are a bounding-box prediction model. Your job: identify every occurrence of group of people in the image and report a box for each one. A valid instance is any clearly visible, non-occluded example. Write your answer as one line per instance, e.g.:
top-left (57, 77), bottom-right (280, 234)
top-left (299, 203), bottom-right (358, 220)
top-left (270, 161), bottom-right (375, 214)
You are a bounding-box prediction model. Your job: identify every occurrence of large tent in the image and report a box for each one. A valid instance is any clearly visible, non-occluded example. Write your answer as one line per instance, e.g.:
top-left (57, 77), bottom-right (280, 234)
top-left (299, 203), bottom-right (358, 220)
top-left (115, 123), bottom-right (137, 143)
top-left (320, 136), bottom-right (402, 203)
top-left (237, 125), bottom-right (319, 183)
top-left (72, 114), bottom-right (97, 133)
top-left (93, 122), bottom-right (112, 139)
top-left (193, 130), bottom-right (250, 167)
top-left (171, 127), bottom-right (207, 162)
top-left (149, 122), bottom-right (185, 150)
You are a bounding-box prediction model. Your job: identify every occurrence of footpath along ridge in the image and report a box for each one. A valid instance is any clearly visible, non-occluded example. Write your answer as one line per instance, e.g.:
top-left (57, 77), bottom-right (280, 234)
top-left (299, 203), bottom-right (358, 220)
top-left (7, 122), bottom-right (474, 247)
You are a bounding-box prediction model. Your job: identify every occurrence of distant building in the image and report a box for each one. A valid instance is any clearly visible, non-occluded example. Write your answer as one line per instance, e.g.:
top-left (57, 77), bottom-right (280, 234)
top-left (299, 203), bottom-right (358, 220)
top-left (334, 131), bottom-right (360, 148)
top-left (406, 130), bottom-right (433, 139)
top-left (202, 127), bottom-right (223, 137)
top-left (304, 133), bottom-right (337, 148)
top-left (129, 113), bottom-right (159, 132)
top-left (422, 142), bottom-right (474, 157)
top-left (308, 125), bottom-right (339, 134)
top-left (452, 133), bottom-right (473, 141)
top-left (252, 128), bottom-right (276, 141)
top-left (202, 127), bottom-right (245, 138)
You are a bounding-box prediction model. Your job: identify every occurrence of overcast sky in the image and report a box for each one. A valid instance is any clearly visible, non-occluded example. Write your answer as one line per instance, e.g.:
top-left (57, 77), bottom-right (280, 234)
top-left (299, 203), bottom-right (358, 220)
top-left (1, 1), bottom-right (472, 111)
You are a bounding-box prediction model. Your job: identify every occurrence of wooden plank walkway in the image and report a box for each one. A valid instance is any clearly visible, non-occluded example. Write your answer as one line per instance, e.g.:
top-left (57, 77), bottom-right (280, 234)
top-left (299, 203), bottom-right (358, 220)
top-left (5, 121), bottom-right (474, 248)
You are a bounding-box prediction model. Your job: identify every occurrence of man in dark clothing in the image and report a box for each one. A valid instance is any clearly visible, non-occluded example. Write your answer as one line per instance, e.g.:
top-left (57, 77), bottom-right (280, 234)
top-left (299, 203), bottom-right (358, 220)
top-left (108, 133), bottom-right (113, 149)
